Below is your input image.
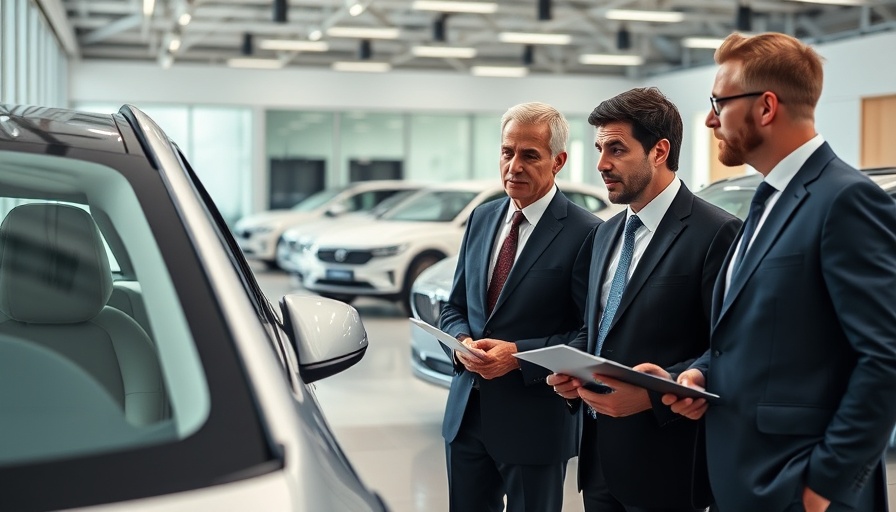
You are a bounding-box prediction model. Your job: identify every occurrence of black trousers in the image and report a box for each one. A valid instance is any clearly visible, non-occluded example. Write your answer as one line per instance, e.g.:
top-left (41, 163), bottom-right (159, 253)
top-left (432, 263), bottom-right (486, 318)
top-left (445, 390), bottom-right (567, 512)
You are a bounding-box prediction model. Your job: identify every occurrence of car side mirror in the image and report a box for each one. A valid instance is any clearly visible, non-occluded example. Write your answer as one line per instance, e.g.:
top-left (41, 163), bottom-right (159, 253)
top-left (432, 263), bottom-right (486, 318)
top-left (324, 203), bottom-right (348, 217)
top-left (279, 295), bottom-right (368, 383)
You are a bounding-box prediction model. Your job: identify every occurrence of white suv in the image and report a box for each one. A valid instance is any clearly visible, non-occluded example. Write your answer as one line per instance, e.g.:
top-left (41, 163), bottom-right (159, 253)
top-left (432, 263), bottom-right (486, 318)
top-left (301, 180), bottom-right (621, 313)
top-left (233, 180), bottom-right (420, 269)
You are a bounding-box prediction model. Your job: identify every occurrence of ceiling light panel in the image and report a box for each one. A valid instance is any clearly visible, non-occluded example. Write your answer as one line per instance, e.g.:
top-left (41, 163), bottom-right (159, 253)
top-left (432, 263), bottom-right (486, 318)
top-left (498, 32), bottom-right (572, 45)
top-left (604, 9), bottom-right (685, 23)
top-left (470, 65), bottom-right (529, 77)
top-left (681, 37), bottom-right (725, 49)
top-left (326, 27), bottom-right (400, 39)
top-left (412, 46), bottom-right (477, 58)
top-left (331, 61), bottom-right (392, 72)
top-left (259, 40), bottom-right (330, 52)
top-left (578, 54), bottom-right (644, 66)
top-left (412, 1), bottom-right (498, 13)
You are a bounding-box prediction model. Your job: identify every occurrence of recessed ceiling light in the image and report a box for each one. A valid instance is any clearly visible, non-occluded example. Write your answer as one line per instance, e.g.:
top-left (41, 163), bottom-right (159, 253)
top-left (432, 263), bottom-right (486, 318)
top-left (326, 27), bottom-right (400, 39)
top-left (412, 1), bottom-right (498, 13)
top-left (578, 53), bottom-right (644, 66)
top-left (259, 40), bottom-right (330, 52)
top-left (604, 9), bottom-right (685, 23)
top-left (498, 32), bottom-right (572, 45)
top-left (787, 0), bottom-right (867, 5)
top-left (470, 65), bottom-right (529, 77)
top-left (412, 46), bottom-right (477, 58)
top-left (331, 61), bottom-right (392, 72)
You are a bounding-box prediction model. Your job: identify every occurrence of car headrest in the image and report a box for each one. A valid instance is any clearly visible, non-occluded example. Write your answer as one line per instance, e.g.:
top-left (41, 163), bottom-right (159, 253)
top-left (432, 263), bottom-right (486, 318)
top-left (0, 204), bottom-right (113, 323)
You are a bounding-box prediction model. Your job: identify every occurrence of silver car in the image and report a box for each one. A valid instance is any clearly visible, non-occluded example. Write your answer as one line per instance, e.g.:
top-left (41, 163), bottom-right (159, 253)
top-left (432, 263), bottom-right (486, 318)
top-left (0, 104), bottom-right (386, 511)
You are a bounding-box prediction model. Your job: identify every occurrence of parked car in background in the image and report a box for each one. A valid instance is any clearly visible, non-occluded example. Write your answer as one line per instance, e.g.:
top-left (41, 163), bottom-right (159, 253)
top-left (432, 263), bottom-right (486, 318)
top-left (0, 104), bottom-right (386, 511)
top-left (277, 189), bottom-right (418, 274)
top-left (234, 180), bottom-right (421, 269)
top-left (302, 181), bottom-right (623, 314)
top-left (408, 168), bottom-right (896, 388)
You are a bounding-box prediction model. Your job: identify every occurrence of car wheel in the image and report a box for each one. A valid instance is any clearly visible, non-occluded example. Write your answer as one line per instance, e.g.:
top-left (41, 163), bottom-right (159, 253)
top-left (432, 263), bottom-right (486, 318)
top-left (319, 293), bottom-right (357, 304)
top-left (401, 253), bottom-right (443, 316)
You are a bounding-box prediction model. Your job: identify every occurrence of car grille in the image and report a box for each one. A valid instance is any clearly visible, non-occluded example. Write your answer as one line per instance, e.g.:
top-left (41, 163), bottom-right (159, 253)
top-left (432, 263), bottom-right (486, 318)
top-left (412, 292), bottom-right (443, 326)
top-left (317, 249), bottom-right (373, 264)
top-left (412, 347), bottom-right (454, 376)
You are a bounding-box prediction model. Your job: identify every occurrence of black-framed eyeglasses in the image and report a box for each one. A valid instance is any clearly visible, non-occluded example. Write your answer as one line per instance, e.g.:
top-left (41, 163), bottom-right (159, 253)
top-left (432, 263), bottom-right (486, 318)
top-left (709, 92), bottom-right (764, 116)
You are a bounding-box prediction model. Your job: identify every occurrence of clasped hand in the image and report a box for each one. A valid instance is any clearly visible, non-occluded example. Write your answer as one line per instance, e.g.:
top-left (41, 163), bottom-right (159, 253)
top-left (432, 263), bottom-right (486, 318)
top-left (455, 338), bottom-right (519, 380)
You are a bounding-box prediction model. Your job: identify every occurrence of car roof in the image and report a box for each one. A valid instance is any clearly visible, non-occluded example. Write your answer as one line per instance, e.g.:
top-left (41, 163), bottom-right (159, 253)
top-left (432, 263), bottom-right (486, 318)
top-left (0, 104), bottom-right (133, 156)
top-left (698, 167), bottom-right (896, 192)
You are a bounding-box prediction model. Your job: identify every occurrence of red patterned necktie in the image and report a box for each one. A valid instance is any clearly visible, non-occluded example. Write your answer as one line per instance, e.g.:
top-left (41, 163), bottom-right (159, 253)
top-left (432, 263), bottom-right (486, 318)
top-left (486, 210), bottom-right (525, 315)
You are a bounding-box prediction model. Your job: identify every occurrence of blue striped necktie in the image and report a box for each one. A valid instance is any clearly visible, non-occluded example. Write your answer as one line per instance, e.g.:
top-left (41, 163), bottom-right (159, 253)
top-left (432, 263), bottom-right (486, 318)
top-left (595, 215), bottom-right (642, 356)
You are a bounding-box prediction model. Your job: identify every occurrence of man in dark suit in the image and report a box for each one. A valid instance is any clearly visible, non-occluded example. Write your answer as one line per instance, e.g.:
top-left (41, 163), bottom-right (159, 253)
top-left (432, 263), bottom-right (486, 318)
top-left (547, 87), bottom-right (740, 512)
top-left (439, 101), bottom-right (600, 512)
top-left (665, 32), bottom-right (896, 512)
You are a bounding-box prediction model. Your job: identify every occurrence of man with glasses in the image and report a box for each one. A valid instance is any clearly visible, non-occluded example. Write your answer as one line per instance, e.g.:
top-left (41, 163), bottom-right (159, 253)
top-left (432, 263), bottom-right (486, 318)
top-left (665, 32), bottom-right (896, 512)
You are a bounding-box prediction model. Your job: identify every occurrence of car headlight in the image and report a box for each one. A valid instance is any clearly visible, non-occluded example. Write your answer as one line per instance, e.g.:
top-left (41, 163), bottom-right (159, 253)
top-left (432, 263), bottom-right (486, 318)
top-left (370, 244), bottom-right (408, 257)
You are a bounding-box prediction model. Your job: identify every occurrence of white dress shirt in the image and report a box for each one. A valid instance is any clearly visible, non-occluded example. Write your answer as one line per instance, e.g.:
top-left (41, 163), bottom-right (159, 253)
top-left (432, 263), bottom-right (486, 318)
top-left (487, 185), bottom-right (558, 285)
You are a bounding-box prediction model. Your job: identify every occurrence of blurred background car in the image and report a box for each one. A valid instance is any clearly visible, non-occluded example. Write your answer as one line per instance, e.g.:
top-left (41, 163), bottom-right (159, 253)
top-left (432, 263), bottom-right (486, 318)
top-left (408, 167), bottom-right (896, 388)
top-left (301, 181), bottom-right (624, 314)
top-left (0, 103), bottom-right (386, 511)
top-left (277, 189), bottom-right (419, 274)
top-left (234, 180), bottom-right (421, 270)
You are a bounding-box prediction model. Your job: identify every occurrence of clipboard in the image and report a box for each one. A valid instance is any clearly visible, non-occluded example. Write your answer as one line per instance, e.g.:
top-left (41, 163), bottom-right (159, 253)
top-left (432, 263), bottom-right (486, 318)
top-left (409, 318), bottom-right (486, 360)
top-left (513, 345), bottom-right (719, 402)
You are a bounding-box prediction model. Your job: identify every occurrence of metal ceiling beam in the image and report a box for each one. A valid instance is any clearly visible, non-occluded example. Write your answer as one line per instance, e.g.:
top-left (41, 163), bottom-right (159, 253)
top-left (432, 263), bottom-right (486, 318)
top-left (36, 0), bottom-right (81, 57)
top-left (81, 13), bottom-right (143, 44)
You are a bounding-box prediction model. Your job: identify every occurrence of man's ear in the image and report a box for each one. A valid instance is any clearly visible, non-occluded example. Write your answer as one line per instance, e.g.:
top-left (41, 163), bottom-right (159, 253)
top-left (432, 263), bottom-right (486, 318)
top-left (653, 139), bottom-right (670, 167)
top-left (553, 151), bottom-right (568, 174)
top-left (758, 91), bottom-right (780, 127)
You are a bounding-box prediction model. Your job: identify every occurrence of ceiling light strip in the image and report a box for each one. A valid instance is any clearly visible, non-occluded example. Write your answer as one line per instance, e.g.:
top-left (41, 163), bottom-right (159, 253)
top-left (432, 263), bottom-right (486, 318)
top-left (604, 9), bottom-right (685, 23)
top-left (412, 1), bottom-right (498, 13)
top-left (227, 58), bottom-right (285, 69)
top-left (259, 40), bottom-right (330, 51)
top-left (331, 61), bottom-right (392, 72)
top-left (470, 65), bottom-right (529, 77)
top-left (412, 46), bottom-right (477, 58)
top-left (327, 27), bottom-right (401, 39)
top-left (498, 32), bottom-right (572, 45)
top-left (681, 37), bottom-right (725, 49)
top-left (578, 54), bottom-right (644, 66)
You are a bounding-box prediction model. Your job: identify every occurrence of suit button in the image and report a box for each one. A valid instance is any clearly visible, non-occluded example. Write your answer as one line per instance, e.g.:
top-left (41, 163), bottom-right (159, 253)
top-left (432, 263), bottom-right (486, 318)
top-left (712, 350), bottom-right (721, 357)
top-left (484, 329), bottom-right (492, 337)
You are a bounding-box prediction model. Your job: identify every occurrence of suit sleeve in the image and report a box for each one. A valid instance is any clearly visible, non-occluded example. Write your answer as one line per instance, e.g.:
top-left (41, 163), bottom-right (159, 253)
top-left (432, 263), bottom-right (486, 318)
top-left (515, 215), bottom-right (601, 384)
top-left (806, 180), bottom-right (896, 503)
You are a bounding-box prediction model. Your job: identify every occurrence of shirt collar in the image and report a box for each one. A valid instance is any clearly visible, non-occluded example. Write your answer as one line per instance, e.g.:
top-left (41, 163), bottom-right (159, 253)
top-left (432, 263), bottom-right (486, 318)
top-left (764, 134), bottom-right (825, 192)
top-left (625, 177), bottom-right (681, 233)
top-left (502, 185), bottom-right (557, 227)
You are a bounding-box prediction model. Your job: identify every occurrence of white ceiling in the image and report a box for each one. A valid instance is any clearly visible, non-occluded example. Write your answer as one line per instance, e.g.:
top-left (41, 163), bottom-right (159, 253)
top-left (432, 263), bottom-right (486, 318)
top-left (56, 0), bottom-right (896, 77)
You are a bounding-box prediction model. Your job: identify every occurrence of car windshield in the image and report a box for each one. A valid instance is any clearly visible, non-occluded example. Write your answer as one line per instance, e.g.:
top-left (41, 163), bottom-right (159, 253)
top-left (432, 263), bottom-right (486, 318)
top-left (0, 150), bottom-right (209, 467)
top-left (291, 187), bottom-right (345, 211)
top-left (371, 189), bottom-right (417, 217)
top-left (379, 190), bottom-right (478, 222)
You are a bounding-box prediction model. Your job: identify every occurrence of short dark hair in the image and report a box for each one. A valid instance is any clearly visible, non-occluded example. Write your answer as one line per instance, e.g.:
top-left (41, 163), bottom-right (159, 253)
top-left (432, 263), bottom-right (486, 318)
top-left (587, 87), bottom-right (683, 172)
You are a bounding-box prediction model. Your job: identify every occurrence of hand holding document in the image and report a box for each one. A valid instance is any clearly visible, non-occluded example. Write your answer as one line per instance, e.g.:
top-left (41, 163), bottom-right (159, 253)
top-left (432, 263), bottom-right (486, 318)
top-left (513, 345), bottom-right (719, 402)
top-left (409, 318), bottom-right (487, 360)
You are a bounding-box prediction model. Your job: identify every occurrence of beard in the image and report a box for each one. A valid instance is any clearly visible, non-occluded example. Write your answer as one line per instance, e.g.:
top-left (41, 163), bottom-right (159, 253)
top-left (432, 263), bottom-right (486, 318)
top-left (606, 156), bottom-right (653, 205)
top-left (717, 111), bottom-right (763, 167)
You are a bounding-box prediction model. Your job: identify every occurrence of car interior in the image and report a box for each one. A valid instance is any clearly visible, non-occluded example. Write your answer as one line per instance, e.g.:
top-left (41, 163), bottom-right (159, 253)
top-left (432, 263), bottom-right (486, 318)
top-left (0, 152), bottom-right (208, 466)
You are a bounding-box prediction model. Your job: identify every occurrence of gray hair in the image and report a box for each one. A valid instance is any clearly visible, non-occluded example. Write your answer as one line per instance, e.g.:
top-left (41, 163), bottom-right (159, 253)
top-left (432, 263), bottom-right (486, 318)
top-left (500, 102), bottom-right (569, 157)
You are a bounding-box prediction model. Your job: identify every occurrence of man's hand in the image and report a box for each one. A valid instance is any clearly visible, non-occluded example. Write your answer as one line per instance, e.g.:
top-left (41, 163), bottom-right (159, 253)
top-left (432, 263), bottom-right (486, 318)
top-left (660, 369), bottom-right (708, 420)
top-left (457, 338), bottom-right (519, 379)
top-left (546, 373), bottom-right (582, 400)
top-left (579, 374), bottom-right (651, 417)
top-left (802, 486), bottom-right (831, 512)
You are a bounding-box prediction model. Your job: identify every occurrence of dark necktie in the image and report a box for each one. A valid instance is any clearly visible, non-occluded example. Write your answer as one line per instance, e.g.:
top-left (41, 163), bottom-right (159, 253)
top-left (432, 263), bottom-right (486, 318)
top-left (595, 215), bottom-right (642, 356)
top-left (732, 181), bottom-right (776, 274)
top-left (487, 210), bottom-right (525, 315)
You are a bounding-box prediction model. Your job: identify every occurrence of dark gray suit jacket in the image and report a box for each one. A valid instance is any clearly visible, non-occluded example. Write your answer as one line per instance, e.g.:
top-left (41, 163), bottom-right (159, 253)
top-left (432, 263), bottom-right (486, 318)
top-left (570, 183), bottom-right (740, 508)
top-left (440, 190), bottom-right (600, 465)
top-left (694, 143), bottom-right (896, 511)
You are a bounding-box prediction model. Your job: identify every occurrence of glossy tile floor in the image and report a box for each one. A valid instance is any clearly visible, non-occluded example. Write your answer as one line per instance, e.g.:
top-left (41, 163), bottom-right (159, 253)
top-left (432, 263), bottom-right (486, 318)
top-left (253, 265), bottom-right (896, 512)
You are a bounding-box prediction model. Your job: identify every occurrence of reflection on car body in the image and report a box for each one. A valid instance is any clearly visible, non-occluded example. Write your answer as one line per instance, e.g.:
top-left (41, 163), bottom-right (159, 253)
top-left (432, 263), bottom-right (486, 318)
top-left (0, 104), bottom-right (386, 511)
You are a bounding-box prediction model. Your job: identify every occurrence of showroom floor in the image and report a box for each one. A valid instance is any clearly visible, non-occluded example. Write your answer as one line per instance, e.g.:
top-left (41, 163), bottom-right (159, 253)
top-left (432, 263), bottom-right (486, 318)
top-left (252, 265), bottom-right (896, 512)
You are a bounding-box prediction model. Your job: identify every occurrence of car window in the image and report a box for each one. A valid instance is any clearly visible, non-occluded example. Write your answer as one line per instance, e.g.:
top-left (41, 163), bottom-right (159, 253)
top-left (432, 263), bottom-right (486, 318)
top-left (291, 187), bottom-right (344, 211)
top-left (342, 188), bottom-right (411, 212)
top-left (381, 190), bottom-right (478, 222)
top-left (696, 186), bottom-right (755, 220)
top-left (0, 153), bottom-right (210, 468)
top-left (565, 192), bottom-right (607, 213)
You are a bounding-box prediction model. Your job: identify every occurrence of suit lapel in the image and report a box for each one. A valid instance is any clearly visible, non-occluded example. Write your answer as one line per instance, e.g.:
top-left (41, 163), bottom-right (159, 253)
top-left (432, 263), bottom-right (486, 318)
top-left (715, 143), bottom-right (836, 325)
top-left (587, 212), bottom-right (625, 354)
top-left (606, 185), bottom-right (692, 337)
top-left (476, 198), bottom-right (509, 312)
top-left (490, 194), bottom-right (566, 316)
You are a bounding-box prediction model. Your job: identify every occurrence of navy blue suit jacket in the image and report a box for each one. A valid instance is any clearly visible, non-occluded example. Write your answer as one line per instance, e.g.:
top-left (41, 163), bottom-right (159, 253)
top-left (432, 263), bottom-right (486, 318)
top-left (693, 143), bottom-right (896, 511)
top-left (440, 190), bottom-right (600, 465)
top-left (570, 183), bottom-right (740, 508)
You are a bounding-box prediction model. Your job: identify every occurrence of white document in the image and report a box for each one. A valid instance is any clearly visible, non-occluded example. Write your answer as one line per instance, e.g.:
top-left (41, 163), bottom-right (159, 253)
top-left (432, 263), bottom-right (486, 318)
top-left (513, 345), bottom-right (719, 402)
top-left (409, 318), bottom-right (486, 360)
